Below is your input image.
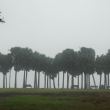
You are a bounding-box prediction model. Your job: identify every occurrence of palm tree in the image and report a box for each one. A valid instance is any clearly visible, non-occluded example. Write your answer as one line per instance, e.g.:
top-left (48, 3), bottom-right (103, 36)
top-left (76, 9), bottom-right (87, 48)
top-left (0, 53), bottom-right (12, 88)
top-left (79, 47), bottom-right (95, 89)
top-left (10, 47), bottom-right (22, 88)
top-left (106, 49), bottom-right (110, 89)
top-left (54, 53), bottom-right (62, 88)
top-left (31, 51), bottom-right (40, 88)
top-left (61, 49), bottom-right (77, 89)
top-left (18, 47), bottom-right (33, 88)
top-left (95, 55), bottom-right (103, 88)
top-left (37, 54), bottom-right (47, 89)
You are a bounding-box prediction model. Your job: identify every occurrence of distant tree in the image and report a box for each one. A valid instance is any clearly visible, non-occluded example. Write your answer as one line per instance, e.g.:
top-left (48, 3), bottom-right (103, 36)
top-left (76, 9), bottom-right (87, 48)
top-left (0, 53), bottom-right (12, 88)
top-left (10, 47), bottom-right (23, 88)
top-left (79, 47), bottom-right (95, 89)
top-left (18, 47), bottom-right (33, 88)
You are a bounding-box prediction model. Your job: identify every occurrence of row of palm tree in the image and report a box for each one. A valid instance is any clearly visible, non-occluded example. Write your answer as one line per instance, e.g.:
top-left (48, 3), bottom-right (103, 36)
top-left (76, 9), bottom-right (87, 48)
top-left (0, 47), bottom-right (110, 89)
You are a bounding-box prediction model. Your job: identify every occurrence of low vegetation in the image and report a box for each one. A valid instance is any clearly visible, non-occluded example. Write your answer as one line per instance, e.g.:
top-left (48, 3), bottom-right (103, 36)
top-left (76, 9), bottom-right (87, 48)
top-left (0, 89), bottom-right (110, 110)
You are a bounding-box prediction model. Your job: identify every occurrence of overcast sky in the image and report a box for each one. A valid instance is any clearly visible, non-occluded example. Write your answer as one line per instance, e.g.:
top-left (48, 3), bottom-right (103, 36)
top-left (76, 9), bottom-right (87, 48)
top-left (0, 0), bottom-right (110, 88)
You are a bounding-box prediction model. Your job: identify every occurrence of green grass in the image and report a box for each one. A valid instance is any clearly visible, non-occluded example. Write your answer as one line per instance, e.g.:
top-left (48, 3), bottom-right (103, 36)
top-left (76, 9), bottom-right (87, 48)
top-left (0, 88), bottom-right (110, 92)
top-left (0, 89), bottom-right (110, 110)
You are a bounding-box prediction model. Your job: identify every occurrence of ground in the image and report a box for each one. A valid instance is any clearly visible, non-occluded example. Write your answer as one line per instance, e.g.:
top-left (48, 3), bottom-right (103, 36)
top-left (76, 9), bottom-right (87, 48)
top-left (0, 89), bottom-right (110, 110)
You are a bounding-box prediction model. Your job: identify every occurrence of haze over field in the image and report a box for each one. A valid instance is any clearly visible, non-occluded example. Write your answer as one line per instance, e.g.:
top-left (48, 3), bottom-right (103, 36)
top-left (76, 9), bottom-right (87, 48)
top-left (0, 0), bottom-right (110, 88)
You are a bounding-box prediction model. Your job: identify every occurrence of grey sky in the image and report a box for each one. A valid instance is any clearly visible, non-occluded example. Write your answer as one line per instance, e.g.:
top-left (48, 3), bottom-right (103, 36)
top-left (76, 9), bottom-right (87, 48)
top-left (0, 0), bottom-right (110, 88)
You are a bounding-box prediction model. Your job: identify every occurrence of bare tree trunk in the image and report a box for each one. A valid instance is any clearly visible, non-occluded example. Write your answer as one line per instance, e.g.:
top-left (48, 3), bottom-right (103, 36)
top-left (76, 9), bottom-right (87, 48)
top-left (34, 70), bottom-right (37, 88)
top-left (73, 76), bottom-right (74, 89)
top-left (47, 74), bottom-right (48, 89)
top-left (49, 76), bottom-right (51, 89)
top-left (3, 74), bottom-right (5, 88)
top-left (58, 72), bottom-right (59, 89)
top-left (67, 72), bottom-right (68, 89)
top-left (38, 72), bottom-right (40, 88)
top-left (99, 74), bottom-right (102, 88)
top-left (104, 73), bottom-right (106, 89)
top-left (88, 74), bottom-right (90, 89)
top-left (26, 71), bottom-right (28, 85)
top-left (62, 71), bottom-right (64, 88)
top-left (92, 74), bottom-right (96, 89)
top-left (45, 73), bottom-right (46, 88)
top-left (78, 75), bottom-right (79, 89)
top-left (23, 70), bottom-right (25, 88)
top-left (44, 72), bottom-right (45, 88)
top-left (53, 78), bottom-right (56, 89)
top-left (81, 73), bottom-right (83, 89)
top-left (71, 74), bottom-right (73, 87)
top-left (9, 70), bottom-right (11, 88)
top-left (6, 74), bottom-right (7, 88)
top-left (84, 73), bottom-right (86, 89)
top-left (108, 73), bottom-right (109, 89)
top-left (34, 71), bottom-right (36, 88)
top-left (15, 71), bottom-right (17, 88)
top-left (68, 73), bottom-right (69, 89)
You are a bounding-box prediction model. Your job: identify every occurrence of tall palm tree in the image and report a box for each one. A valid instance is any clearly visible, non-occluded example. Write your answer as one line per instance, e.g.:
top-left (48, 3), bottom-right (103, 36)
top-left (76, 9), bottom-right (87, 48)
top-left (18, 47), bottom-right (33, 88)
top-left (95, 55), bottom-right (103, 88)
top-left (10, 47), bottom-right (22, 88)
top-left (0, 53), bottom-right (12, 88)
top-left (31, 51), bottom-right (40, 88)
top-left (79, 47), bottom-right (95, 89)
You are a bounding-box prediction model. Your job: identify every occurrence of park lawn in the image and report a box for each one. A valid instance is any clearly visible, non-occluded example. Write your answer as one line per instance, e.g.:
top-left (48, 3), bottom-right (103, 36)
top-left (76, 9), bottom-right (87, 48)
top-left (0, 88), bottom-right (110, 92)
top-left (0, 89), bottom-right (110, 110)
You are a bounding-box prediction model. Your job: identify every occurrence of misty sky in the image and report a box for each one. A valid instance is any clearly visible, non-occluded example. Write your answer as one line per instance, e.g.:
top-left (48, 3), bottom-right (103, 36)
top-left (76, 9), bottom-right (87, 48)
top-left (0, 0), bottom-right (110, 88)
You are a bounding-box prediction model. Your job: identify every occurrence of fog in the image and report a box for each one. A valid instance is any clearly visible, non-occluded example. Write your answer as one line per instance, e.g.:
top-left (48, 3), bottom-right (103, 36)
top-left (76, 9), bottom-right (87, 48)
top-left (0, 0), bottom-right (110, 88)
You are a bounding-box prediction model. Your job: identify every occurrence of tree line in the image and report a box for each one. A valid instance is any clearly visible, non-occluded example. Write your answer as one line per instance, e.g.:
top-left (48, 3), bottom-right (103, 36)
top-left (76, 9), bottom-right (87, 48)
top-left (0, 47), bottom-right (110, 89)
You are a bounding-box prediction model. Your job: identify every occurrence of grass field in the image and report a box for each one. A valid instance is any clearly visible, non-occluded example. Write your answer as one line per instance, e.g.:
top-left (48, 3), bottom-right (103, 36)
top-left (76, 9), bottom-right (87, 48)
top-left (0, 89), bottom-right (110, 110)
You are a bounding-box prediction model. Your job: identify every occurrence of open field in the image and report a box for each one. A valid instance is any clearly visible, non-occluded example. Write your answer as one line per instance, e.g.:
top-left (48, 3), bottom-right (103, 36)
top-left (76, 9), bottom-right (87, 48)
top-left (0, 89), bottom-right (110, 110)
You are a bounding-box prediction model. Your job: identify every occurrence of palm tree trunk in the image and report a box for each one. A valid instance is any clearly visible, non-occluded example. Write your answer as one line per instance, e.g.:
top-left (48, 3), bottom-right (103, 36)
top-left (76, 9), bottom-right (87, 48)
top-left (78, 75), bottom-right (79, 89)
top-left (99, 74), bottom-right (102, 89)
top-left (67, 72), bottom-right (68, 89)
top-left (15, 71), bottom-right (17, 88)
top-left (73, 75), bottom-right (74, 89)
top-left (81, 73), bottom-right (83, 89)
top-left (104, 73), bottom-right (106, 89)
top-left (3, 74), bottom-right (5, 88)
top-left (6, 74), bottom-right (7, 88)
top-left (23, 70), bottom-right (25, 88)
top-left (53, 78), bottom-right (56, 89)
top-left (44, 72), bottom-right (45, 88)
top-left (34, 70), bottom-right (37, 88)
top-left (108, 73), bottom-right (109, 89)
top-left (38, 72), bottom-right (40, 88)
top-left (26, 71), bottom-right (28, 85)
top-left (92, 74), bottom-right (96, 89)
top-left (9, 70), bottom-right (11, 88)
top-left (84, 73), bottom-right (86, 89)
top-left (47, 74), bottom-right (48, 89)
top-left (68, 73), bottom-right (69, 89)
top-left (34, 71), bottom-right (36, 88)
top-left (45, 73), bottom-right (46, 88)
top-left (58, 72), bottom-right (59, 89)
top-left (49, 76), bottom-right (51, 89)
top-left (62, 71), bottom-right (64, 88)
top-left (87, 74), bottom-right (88, 89)
top-left (88, 74), bottom-right (90, 89)
top-left (71, 74), bottom-right (73, 88)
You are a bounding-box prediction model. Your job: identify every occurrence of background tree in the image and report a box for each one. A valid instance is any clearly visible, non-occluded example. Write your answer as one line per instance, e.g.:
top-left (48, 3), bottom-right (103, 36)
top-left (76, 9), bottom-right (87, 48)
top-left (0, 53), bottom-right (12, 88)
top-left (10, 47), bottom-right (22, 88)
